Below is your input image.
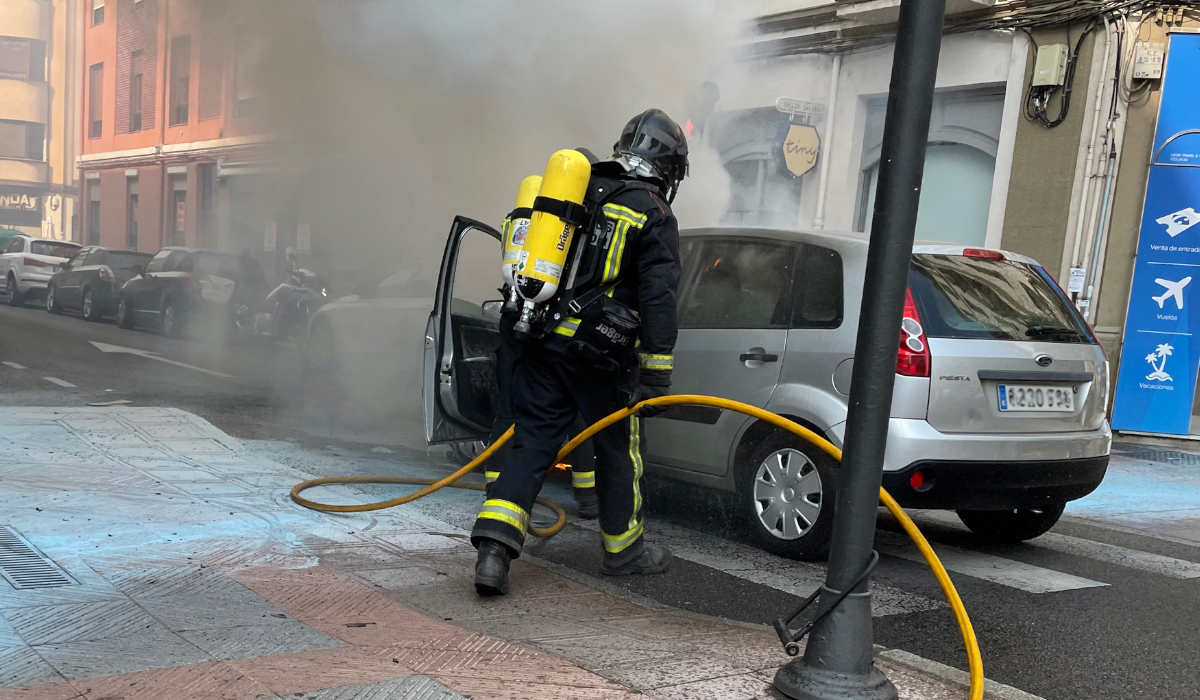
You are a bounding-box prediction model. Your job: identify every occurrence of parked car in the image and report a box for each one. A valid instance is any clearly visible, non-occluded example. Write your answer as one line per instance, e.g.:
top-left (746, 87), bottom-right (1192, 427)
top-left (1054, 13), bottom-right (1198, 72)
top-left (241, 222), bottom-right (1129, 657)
top-left (425, 217), bottom-right (1112, 560)
top-left (116, 247), bottom-right (266, 339)
top-left (0, 235), bottom-right (81, 307)
top-left (46, 246), bottom-right (153, 321)
top-left (302, 268), bottom-right (435, 441)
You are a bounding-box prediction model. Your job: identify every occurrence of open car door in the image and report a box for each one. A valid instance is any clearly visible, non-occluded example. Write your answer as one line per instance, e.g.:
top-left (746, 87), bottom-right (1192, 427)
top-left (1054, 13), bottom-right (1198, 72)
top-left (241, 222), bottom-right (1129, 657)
top-left (424, 216), bottom-right (504, 444)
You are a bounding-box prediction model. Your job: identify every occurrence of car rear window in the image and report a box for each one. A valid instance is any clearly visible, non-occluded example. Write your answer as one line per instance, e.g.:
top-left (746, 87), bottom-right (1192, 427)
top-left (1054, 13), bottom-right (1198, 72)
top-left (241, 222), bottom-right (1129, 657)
top-left (105, 252), bottom-right (151, 271)
top-left (31, 242), bottom-right (81, 258)
top-left (909, 254), bottom-right (1092, 344)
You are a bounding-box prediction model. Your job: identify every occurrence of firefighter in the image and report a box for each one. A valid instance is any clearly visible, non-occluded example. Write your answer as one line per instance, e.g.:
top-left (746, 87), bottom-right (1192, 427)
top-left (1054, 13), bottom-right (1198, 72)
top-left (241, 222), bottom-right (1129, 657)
top-left (484, 315), bottom-right (599, 519)
top-left (472, 108), bottom-right (688, 595)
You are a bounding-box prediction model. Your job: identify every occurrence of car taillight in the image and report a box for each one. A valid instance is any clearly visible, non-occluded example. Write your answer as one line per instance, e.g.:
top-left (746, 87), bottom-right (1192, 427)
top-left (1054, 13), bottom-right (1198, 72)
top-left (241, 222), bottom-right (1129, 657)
top-left (962, 248), bottom-right (1005, 260)
top-left (896, 288), bottom-right (930, 377)
top-left (23, 257), bottom-right (49, 268)
top-left (98, 266), bottom-right (114, 282)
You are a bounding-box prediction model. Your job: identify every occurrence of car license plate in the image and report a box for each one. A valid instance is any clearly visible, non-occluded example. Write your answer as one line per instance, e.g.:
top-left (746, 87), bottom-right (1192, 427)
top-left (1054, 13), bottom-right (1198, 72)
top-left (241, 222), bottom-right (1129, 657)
top-left (997, 384), bottom-right (1075, 412)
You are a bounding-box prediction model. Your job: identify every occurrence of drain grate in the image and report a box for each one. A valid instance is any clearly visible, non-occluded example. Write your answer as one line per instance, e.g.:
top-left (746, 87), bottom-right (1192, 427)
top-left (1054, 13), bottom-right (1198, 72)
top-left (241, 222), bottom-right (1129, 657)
top-left (0, 526), bottom-right (74, 589)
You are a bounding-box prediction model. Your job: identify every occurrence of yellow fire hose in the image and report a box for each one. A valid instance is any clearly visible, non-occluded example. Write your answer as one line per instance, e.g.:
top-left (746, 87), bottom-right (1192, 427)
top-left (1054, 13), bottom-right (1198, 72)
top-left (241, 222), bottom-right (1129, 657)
top-left (290, 394), bottom-right (983, 699)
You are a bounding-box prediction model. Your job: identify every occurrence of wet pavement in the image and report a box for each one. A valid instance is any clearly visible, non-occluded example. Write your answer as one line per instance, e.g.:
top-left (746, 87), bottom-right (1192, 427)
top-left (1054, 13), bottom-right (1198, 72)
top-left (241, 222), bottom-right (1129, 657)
top-left (0, 406), bottom-right (993, 699)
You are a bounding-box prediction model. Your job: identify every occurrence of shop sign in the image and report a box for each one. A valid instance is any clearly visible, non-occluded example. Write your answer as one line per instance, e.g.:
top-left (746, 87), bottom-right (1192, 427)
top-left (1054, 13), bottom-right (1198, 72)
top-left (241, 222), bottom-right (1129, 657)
top-left (1112, 32), bottom-right (1200, 434)
top-left (0, 192), bottom-right (39, 211)
top-left (781, 124), bottom-right (820, 178)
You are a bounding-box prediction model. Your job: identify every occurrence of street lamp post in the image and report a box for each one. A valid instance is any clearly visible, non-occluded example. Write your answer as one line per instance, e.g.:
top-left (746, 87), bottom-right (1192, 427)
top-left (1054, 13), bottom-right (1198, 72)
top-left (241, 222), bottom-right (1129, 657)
top-left (773, 1), bottom-right (946, 698)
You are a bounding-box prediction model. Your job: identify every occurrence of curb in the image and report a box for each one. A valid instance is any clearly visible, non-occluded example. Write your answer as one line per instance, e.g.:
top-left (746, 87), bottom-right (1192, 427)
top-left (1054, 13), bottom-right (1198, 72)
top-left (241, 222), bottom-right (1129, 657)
top-left (876, 648), bottom-right (1045, 700)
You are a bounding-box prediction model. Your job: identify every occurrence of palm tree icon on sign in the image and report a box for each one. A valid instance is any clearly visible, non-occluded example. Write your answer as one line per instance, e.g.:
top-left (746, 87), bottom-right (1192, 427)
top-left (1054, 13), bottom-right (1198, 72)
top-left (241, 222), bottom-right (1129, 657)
top-left (1145, 343), bottom-right (1174, 382)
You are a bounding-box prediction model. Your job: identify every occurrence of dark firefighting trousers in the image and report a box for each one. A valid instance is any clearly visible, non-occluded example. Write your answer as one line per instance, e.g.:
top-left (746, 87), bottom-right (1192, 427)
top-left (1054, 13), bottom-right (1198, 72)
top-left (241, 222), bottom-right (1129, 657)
top-left (471, 343), bottom-right (646, 566)
top-left (486, 323), bottom-right (595, 496)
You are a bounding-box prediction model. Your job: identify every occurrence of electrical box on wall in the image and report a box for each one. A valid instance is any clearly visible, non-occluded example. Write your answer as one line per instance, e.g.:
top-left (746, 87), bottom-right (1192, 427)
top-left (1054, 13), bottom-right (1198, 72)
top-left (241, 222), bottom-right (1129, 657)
top-left (1133, 42), bottom-right (1165, 80)
top-left (1032, 44), bottom-right (1069, 86)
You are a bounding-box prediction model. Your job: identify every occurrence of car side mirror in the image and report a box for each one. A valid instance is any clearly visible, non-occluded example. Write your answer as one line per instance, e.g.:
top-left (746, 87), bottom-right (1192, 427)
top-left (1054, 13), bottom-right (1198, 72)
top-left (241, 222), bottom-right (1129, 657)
top-left (481, 300), bottom-right (504, 321)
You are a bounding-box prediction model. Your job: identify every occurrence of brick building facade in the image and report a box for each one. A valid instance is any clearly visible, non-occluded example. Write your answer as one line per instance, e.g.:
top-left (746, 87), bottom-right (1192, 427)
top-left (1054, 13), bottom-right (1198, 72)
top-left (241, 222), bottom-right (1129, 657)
top-left (78, 0), bottom-right (284, 271)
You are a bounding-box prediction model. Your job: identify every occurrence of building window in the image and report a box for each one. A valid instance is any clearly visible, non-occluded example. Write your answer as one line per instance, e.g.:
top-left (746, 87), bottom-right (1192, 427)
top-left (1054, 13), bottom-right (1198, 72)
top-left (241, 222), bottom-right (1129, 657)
top-left (0, 120), bottom-right (45, 161)
top-left (0, 38), bottom-right (45, 81)
top-left (857, 144), bottom-right (997, 245)
top-left (170, 177), bottom-right (187, 245)
top-left (89, 63), bottom-right (103, 138)
top-left (88, 182), bottom-right (101, 245)
top-left (854, 89), bottom-right (1003, 245)
top-left (126, 178), bottom-right (139, 250)
top-left (234, 28), bottom-right (263, 118)
top-left (129, 50), bottom-right (143, 132)
top-left (92, 0), bottom-right (105, 26)
top-left (169, 37), bottom-right (190, 126)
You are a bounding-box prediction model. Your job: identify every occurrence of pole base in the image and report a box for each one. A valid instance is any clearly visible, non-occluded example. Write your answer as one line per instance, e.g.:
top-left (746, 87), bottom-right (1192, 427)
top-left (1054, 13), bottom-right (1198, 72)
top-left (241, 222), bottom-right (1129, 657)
top-left (773, 660), bottom-right (898, 700)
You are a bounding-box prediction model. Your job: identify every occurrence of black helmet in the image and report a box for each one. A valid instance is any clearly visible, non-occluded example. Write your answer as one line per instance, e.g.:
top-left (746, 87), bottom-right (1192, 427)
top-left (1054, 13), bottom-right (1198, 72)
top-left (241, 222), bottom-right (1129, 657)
top-left (612, 108), bottom-right (689, 203)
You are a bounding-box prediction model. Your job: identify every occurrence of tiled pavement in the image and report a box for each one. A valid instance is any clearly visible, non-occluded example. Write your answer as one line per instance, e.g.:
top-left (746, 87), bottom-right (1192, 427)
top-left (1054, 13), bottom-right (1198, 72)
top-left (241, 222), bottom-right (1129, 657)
top-left (0, 407), bottom-right (971, 699)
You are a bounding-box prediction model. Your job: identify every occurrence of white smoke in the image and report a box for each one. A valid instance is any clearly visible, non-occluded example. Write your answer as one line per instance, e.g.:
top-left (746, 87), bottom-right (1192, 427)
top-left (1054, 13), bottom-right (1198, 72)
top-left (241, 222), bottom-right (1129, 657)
top-left (239, 0), bottom-right (742, 441)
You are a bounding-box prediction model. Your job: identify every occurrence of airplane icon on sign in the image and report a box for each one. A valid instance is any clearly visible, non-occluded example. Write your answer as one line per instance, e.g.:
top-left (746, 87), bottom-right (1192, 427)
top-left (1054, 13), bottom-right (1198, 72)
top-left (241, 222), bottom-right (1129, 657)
top-left (1153, 276), bottom-right (1192, 310)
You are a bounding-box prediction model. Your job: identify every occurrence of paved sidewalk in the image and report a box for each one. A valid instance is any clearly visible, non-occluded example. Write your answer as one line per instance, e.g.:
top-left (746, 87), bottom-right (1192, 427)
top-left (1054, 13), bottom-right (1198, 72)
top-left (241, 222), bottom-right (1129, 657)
top-left (0, 407), bottom-right (976, 699)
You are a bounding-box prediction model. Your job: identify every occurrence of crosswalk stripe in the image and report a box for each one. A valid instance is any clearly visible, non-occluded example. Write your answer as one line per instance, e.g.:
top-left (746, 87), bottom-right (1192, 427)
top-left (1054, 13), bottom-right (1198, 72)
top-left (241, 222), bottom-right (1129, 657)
top-left (2, 361), bottom-right (26, 370)
top-left (875, 531), bottom-right (1109, 593)
top-left (903, 510), bottom-right (1200, 580)
top-left (1030, 532), bottom-right (1200, 579)
top-left (575, 517), bottom-right (943, 616)
top-left (42, 376), bottom-right (76, 388)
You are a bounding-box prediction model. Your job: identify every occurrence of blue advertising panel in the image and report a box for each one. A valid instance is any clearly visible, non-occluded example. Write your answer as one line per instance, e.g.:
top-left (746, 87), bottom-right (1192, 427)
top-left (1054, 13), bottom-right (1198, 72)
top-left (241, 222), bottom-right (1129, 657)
top-left (1113, 33), bottom-right (1200, 434)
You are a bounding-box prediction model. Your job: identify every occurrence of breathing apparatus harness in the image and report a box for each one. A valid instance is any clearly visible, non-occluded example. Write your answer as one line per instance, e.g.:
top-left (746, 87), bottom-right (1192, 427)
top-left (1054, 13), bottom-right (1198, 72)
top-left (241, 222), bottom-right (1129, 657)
top-left (511, 172), bottom-right (659, 371)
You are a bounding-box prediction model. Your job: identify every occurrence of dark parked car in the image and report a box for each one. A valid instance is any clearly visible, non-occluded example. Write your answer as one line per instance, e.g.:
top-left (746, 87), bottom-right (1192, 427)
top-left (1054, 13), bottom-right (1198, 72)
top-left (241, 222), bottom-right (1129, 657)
top-left (46, 246), bottom-right (152, 321)
top-left (116, 247), bottom-right (265, 339)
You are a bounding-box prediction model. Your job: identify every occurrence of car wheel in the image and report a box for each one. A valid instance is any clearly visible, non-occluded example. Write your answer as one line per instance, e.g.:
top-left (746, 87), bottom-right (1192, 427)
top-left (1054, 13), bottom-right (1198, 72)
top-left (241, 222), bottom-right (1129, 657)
top-left (81, 288), bottom-right (100, 321)
top-left (161, 298), bottom-right (183, 338)
top-left (45, 284), bottom-right (60, 313)
top-left (6, 274), bottom-right (22, 306)
top-left (956, 503), bottom-right (1065, 543)
top-left (738, 430), bottom-right (836, 561)
top-left (117, 296), bottom-right (134, 329)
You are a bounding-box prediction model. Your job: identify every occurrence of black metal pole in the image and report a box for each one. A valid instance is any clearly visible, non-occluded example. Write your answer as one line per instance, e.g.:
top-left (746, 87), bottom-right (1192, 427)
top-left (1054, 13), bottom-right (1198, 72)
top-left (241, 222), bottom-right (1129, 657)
top-left (774, 2), bottom-right (945, 698)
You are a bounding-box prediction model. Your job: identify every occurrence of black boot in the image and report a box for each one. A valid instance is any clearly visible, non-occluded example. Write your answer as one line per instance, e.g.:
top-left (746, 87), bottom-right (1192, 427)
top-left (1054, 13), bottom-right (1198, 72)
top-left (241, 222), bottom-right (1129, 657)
top-left (601, 543), bottom-right (672, 577)
top-left (474, 539), bottom-right (512, 596)
top-left (574, 488), bottom-right (599, 519)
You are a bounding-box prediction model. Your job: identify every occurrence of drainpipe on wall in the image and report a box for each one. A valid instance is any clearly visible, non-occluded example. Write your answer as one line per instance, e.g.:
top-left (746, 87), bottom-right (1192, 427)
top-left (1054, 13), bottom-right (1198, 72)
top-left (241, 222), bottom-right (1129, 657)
top-left (159, 0), bottom-right (170, 250)
top-left (812, 52), bottom-right (842, 230)
top-left (1068, 17), bottom-right (1114, 272)
top-left (1083, 140), bottom-right (1118, 323)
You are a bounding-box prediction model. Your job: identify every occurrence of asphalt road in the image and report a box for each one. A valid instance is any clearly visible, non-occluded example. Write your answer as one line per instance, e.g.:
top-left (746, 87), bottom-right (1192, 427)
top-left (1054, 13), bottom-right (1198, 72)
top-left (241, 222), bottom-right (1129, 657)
top-left (5, 299), bottom-right (1200, 699)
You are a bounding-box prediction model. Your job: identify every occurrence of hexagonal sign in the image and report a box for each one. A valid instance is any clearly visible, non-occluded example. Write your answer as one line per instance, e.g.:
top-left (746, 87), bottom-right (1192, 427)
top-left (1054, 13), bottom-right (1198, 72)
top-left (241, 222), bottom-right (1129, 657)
top-left (782, 124), bottom-right (820, 178)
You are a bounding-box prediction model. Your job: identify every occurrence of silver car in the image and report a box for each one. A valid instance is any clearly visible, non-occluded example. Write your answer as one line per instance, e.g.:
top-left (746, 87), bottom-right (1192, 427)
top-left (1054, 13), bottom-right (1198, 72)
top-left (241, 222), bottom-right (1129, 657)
top-left (425, 217), bottom-right (1111, 560)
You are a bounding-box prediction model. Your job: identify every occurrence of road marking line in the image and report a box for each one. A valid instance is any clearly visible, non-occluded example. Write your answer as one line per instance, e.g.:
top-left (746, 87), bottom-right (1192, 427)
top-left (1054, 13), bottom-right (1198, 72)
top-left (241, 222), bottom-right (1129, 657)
top-left (574, 517), bottom-right (943, 616)
top-left (903, 509), bottom-right (1200, 579)
top-left (41, 376), bottom-right (76, 388)
top-left (89, 341), bottom-right (233, 380)
top-left (1031, 532), bottom-right (1200, 579)
top-left (2, 361), bottom-right (26, 369)
top-left (875, 531), bottom-right (1109, 593)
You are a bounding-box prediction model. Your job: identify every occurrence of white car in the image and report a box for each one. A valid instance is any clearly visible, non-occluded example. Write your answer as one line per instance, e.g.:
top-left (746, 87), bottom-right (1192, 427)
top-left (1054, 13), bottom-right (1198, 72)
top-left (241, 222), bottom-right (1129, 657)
top-left (0, 235), bottom-right (81, 307)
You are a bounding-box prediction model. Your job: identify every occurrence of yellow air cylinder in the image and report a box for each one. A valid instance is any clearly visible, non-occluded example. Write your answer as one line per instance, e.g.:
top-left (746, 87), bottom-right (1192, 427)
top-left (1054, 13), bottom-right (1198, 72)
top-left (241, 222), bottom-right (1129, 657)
top-left (515, 149), bottom-right (592, 306)
top-left (500, 174), bottom-right (543, 289)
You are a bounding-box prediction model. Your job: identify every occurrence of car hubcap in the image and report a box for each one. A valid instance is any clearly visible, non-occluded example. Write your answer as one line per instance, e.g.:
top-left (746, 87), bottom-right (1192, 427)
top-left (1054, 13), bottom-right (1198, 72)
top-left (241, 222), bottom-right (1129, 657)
top-left (46, 288), bottom-right (54, 310)
top-left (753, 448), bottom-right (822, 540)
top-left (83, 293), bottom-right (92, 316)
top-left (164, 307), bottom-right (175, 333)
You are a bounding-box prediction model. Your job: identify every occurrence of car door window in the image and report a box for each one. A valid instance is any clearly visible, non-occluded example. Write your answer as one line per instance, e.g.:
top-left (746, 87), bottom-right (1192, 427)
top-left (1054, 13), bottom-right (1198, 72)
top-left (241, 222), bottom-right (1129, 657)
top-left (145, 250), bottom-right (170, 273)
top-left (6, 238), bottom-right (24, 254)
top-left (791, 244), bottom-right (843, 329)
top-left (71, 250), bottom-right (92, 268)
top-left (168, 251), bottom-right (193, 272)
top-left (679, 238), bottom-right (797, 329)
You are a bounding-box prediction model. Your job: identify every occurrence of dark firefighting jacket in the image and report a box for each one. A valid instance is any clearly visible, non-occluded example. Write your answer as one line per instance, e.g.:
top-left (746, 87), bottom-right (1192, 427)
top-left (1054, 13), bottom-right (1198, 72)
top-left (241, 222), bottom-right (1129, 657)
top-left (546, 174), bottom-right (680, 384)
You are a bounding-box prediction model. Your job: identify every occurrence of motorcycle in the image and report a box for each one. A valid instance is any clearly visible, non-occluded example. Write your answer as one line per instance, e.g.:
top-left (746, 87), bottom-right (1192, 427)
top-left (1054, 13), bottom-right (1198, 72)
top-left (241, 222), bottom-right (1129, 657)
top-left (263, 266), bottom-right (327, 341)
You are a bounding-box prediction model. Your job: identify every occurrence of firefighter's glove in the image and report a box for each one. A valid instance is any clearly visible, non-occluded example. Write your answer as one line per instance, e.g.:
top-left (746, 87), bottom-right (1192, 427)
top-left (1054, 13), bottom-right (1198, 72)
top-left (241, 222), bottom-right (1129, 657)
top-left (628, 370), bottom-right (671, 418)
